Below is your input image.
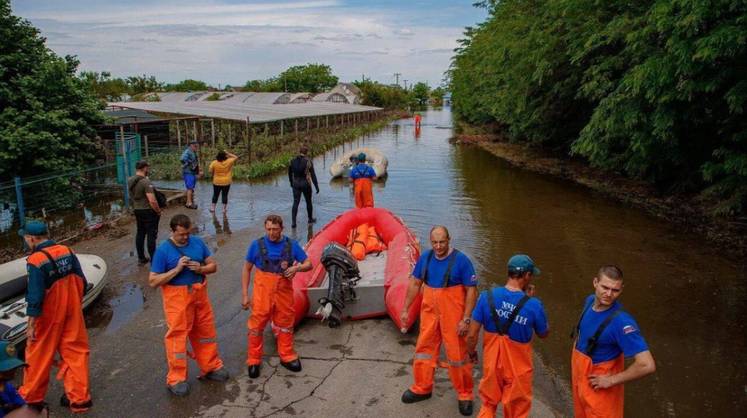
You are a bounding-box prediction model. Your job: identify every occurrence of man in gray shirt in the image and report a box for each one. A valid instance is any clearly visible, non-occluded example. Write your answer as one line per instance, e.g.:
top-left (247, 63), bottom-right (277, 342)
top-left (128, 160), bottom-right (162, 265)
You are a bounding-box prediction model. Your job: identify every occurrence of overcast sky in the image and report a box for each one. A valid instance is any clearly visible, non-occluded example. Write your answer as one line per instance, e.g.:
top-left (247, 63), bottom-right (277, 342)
top-left (11, 0), bottom-right (487, 88)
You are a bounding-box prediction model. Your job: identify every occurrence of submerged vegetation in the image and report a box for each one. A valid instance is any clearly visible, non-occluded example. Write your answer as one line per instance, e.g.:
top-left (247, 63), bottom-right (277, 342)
top-left (450, 0), bottom-right (747, 216)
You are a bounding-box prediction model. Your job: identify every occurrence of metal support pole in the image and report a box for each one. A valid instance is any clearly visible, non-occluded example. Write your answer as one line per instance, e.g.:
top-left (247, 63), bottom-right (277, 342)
top-left (176, 119), bottom-right (182, 149)
top-left (294, 119), bottom-right (298, 137)
top-left (211, 119), bottom-right (215, 147)
top-left (228, 123), bottom-right (233, 147)
top-left (14, 176), bottom-right (25, 227)
top-left (144, 135), bottom-right (149, 158)
top-left (245, 117), bottom-right (251, 162)
top-left (193, 120), bottom-right (198, 143)
top-left (280, 120), bottom-right (284, 137)
top-left (120, 126), bottom-right (130, 210)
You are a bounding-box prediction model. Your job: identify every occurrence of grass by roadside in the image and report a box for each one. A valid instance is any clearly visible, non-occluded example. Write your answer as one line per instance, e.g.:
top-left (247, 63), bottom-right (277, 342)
top-left (147, 111), bottom-right (407, 181)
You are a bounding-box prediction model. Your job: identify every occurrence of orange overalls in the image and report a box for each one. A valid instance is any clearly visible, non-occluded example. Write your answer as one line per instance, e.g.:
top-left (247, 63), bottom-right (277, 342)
top-left (353, 178), bottom-right (374, 208)
top-left (478, 294), bottom-right (534, 418)
top-left (247, 238), bottom-right (298, 365)
top-left (571, 308), bottom-right (625, 418)
top-left (411, 251), bottom-right (473, 401)
top-left (161, 281), bottom-right (223, 386)
top-left (21, 244), bottom-right (91, 412)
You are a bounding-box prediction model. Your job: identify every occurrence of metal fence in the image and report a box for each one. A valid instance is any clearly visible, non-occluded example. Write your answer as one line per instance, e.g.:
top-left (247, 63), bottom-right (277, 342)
top-left (0, 132), bottom-right (141, 257)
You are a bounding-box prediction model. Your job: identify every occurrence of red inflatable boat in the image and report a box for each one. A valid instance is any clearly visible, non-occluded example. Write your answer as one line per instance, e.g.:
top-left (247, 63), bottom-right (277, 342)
top-left (292, 207), bottom-right (421, 331)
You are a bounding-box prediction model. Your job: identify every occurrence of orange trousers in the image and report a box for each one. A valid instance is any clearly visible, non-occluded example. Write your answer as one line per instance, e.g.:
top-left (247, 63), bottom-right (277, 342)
top-left (353, 178), bottom-right (374, 208)
top-left (571, 349), bottom-right (624, 418)
top-left (20, 276), bottom-right (90, 411)
top-left (411, 285), bottom-right (473, 400)
top-left (161, 282), bottom-right (223, 386)
top-left (247, 269), bottom-right (297, 365)
top-left (478, 333), bottom-right (534, 418)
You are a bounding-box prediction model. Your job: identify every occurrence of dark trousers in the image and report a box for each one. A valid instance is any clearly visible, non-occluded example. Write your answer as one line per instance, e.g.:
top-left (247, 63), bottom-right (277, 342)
top-left (292, 186), bottom-right (313, 224)
top-left (134, 209), bottom-right (160, 261)
top-left (211, 184), bottom-right (231, 204)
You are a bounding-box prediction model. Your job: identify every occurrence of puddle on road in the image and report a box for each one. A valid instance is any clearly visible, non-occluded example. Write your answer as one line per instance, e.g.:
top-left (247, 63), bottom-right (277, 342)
top-left (87, 283), bottom-right (145, 334)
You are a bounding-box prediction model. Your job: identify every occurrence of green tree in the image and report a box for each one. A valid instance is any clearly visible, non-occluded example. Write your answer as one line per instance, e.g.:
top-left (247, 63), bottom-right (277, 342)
top-left (411, 82), bottom-right (430, 107)
top-left (164, 79), bottom-right (211, 92)
top-left (80, 71), bottom-right (129, 101)
top-left (430, 86), bottom-right (446, 107)
top-left (354, 80), bottom-right (411, 109)
top-left (278, 64), bottom-right (338, 93)
top-left (126, 74), bottom-right (163, 95)
top-left (0, 0), bottom-right (106, 179)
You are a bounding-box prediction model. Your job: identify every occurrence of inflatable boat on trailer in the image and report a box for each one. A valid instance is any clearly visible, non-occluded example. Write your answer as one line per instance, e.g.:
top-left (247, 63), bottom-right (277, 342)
top-left (292, 207), bottom-right (420, 330)
top-left (0, 254), bottom-right (108, 345)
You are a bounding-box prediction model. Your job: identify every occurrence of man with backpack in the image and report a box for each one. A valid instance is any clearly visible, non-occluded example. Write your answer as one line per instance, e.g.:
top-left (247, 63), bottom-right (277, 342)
top-left (288, 146), bottom-right (319, 228)
top-left (466, 254), bottom-right (549, 418)
top-left (127, 160), bottom-right (163, 265)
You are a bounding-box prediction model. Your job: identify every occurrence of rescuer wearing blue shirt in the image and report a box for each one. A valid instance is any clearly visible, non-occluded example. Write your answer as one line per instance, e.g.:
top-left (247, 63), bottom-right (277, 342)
top-left (571, 265), bottom-right (656, 418)
top-left (149, 214), bottom-right (228, 397)
top-left (400, 226), bottom-right (478, 416)
top-left (466, 254), bottom-right (549, 418)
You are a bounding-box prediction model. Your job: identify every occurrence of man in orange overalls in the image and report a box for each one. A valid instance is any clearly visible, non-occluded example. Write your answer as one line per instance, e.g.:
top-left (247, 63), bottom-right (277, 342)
top-left (242, 214), bottom-right (312, 378)
top-left (349, 153), bottom-right (376, 208)
top-left (466, 254), bottom-right (549, 418)
top-left (400, 226), bottom-right (478, 416)
top-left (149, 214), bottom-right (229, 397)
top-left (18, 220), bottom-right (92, 413)
top-left (571, 265), bottom-right (656, 418)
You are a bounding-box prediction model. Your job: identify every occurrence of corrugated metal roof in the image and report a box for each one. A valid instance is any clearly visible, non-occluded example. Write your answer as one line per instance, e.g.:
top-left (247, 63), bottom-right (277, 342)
top-left (107, 101), bottom-right (382, 123)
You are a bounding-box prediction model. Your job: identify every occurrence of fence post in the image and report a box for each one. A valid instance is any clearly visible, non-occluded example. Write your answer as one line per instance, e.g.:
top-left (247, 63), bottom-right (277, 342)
top-left (144, 135), bottom-right (149, 158)
top-left (211, 119), bottom-right (216, 147)
top-left (120, 128), bottom-right (130, 210)
top-left (14, 176), bottom-right (25, 227)
top-left (177, 119), bottom-right (182, 149)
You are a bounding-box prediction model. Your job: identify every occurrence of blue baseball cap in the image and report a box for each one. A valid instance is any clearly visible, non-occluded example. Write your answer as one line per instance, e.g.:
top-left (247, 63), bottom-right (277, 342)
top-left (508, 254), bottom-right (541, 276)
top-left (357, 153), bottom-right (367, 162)
top-left (0, 341), bottom-right (26, 372)
top-left (17, 220), bottom-right (48, 237)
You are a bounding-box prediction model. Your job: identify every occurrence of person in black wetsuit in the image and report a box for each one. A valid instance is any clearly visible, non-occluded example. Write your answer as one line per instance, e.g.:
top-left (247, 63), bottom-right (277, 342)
top-left (288, 146), bottom-right (319, 228)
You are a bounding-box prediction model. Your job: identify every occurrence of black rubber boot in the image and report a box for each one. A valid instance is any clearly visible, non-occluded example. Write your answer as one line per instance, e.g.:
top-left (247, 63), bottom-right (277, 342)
top-left (168, 381), bottom-right (190, 397)
top-left (458, 400), bottom-right (474, 416)
top-left (280, 359), bottom-right (302, 372)
top-left (401, 389), bottom-right (432, 404)
top-left (248, 364), bottom-right (261, 378)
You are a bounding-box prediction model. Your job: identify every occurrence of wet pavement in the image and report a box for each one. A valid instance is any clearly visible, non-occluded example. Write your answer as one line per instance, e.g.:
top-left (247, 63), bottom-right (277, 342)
top-left (34, 107), bottom-right (747, 417)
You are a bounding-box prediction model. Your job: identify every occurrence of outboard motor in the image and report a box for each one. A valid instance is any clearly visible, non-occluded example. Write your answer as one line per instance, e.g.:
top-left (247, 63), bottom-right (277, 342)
top-left (316, 243), bottom-right (360, 328)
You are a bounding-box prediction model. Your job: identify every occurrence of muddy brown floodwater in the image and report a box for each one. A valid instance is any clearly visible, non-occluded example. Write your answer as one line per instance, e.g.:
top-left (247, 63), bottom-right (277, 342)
top-left (150, 107), bottom-right (744, 417)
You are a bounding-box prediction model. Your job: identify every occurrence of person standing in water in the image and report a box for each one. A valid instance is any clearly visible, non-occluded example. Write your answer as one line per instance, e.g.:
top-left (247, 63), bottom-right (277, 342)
top-left (208, 150), bottom-right (238, 214)
top-left (349, 153), bottom-right (376, 208)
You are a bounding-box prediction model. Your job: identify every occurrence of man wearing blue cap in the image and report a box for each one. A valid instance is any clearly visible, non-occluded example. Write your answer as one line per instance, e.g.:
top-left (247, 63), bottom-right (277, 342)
top-left (17, 221), bottom-right (91, 413)
top-left (466, 254), bottom-right (549, 418)
top-left (349, 153), bottom-right (376, 208)
top-left (0, 341), bottom-right (45, 417)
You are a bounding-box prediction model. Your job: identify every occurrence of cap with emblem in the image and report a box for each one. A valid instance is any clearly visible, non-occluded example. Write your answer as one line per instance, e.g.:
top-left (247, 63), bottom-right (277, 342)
top-left (507, 254), bottom-right (541, 276)
top-left (0, 341), bottom-right (27, 372)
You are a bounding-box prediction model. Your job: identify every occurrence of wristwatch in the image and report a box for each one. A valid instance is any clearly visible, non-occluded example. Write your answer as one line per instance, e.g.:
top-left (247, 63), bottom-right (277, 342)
top-left (462, 318), bottom-right (471, 325)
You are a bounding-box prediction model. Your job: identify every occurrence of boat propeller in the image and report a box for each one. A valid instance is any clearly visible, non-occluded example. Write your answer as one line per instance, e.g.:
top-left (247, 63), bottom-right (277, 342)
top-left (317, 243), bottom-right (360, 328)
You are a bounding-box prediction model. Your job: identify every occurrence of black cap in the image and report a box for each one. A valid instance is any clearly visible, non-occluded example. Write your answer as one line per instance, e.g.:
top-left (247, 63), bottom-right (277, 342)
top-left (135, 160), bottom-right (149, 170)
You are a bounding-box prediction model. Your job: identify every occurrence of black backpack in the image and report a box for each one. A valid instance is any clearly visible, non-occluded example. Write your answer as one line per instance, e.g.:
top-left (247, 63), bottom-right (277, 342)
top-left (130, 176), bottom-right (167, 209)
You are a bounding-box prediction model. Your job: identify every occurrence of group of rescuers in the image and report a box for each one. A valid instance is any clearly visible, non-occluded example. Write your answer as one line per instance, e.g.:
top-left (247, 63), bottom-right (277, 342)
top-left (15, 210), bottom-right (655, 417)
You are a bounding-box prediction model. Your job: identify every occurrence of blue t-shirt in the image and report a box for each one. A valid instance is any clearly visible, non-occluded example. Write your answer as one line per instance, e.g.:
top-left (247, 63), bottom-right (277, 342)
top-left (0, 381), bottom-right (25, 417)
top-left (472, 287), bottom-right (548, 343)
top-left (412, 249), bottom-right (477, 288)
top-left (180, 148), bottom-right (198, 174)
top-left (350, 163), bottom-right (376, 180)
top-left (575, 295), bottom-right (649, 363)
top-left (245, 236), bottom-right (308, 271)
top-left (151, 236), bottom-right (211, 286)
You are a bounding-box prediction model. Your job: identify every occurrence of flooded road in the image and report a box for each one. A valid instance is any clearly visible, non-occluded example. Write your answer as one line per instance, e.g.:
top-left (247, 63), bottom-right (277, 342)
top-left (153, 108), bottom-right (745, 417)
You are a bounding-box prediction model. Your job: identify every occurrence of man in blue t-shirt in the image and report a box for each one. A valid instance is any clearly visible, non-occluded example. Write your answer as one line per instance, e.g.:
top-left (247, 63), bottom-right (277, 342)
top-left (571, 265), bottom-right (656, 418)
top-left (149, 214), bottom-right (228, 397)
top-left (180, 141), bottom-right (200, 209)
top-left (242, 214), bottom-right (312, 379)
top-left (467, 254), bottom-right (549, 418)
top-left (0, 340), bottom-right (45, 417)
top-left (400, 226), bottom-right (478, 416)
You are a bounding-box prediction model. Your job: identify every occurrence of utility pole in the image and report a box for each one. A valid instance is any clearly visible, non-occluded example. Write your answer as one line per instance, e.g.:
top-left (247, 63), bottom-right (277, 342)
top-left (394, 73), bottom-right (401, 86)
top-left (403, 79), bottom-right (408, 90)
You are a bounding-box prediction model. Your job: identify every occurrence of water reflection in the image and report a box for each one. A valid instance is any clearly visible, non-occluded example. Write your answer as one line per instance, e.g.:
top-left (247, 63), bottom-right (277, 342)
top-left (212, 212), bottom-right (231, 235)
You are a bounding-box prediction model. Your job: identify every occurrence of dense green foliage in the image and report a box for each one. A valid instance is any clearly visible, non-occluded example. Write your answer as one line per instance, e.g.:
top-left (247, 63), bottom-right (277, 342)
top-left (164, 79), bottom-right (212, 92)
top-left (450, 0), bottom-right (747, 214)
top-left (243, 64), bottom-right (338, 93)
top-left (0, 1), bottom-right (105, 179)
